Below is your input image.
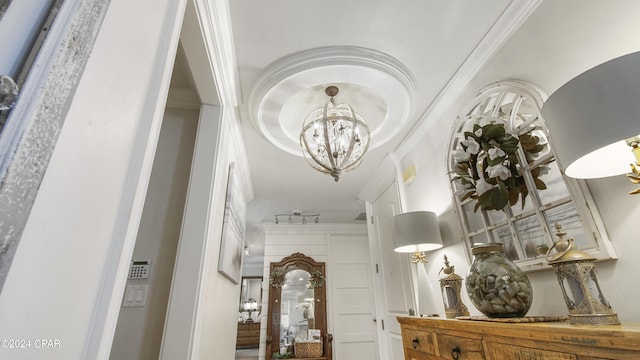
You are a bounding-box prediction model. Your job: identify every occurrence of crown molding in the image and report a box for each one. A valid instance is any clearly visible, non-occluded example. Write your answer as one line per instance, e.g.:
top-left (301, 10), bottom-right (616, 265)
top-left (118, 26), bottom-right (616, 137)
top-left (191, 0), bottom-right (240, 107)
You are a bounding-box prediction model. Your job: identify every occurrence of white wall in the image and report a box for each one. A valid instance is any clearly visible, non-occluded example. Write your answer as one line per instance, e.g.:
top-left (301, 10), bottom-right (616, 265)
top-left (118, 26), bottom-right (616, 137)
top-left (394, 0), bottom-right (640, 322)
top-left (0, 0), bottom-right (187, 359)
top-left (110, 108), bottom-right (198, 359)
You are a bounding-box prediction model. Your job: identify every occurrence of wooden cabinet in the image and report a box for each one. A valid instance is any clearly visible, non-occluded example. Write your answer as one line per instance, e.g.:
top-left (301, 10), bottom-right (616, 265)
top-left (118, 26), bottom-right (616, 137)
top-left (398, 316), bottom-right (640, 360)
top-left (236, 322), bottom-right (260, 349)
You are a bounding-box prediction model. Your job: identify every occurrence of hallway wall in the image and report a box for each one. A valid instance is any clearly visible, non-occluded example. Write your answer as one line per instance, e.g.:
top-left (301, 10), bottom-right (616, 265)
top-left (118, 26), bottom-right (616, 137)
top-left (393, 0), bottom-right (640, 322)
top-left (0, 0), bottom-right (188, 358)
top-left (110, 108), bottom-right (198, 359)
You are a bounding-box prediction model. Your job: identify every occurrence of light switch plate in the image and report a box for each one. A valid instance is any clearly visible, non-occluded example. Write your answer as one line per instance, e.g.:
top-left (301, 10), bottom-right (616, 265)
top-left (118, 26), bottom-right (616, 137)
top-left (122, 285), bottom-right (148, 307)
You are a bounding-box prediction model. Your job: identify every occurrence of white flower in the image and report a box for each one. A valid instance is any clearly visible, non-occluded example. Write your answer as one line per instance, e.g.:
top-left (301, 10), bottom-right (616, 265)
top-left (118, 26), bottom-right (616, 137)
top-left (488, 147), bottom-right (506, 160)
top-left (478, 117), bottom-right (492, 127)
top-left (487, 164), bottom-right (512, 181)
top-left (461, 138), bottom-right (480, 155)
top-left (476, 178), bottom-right (494, 195)
top-left (454, 146), bottom-right (470, 162)
top-left (479, 116), bottom-right (501, 126)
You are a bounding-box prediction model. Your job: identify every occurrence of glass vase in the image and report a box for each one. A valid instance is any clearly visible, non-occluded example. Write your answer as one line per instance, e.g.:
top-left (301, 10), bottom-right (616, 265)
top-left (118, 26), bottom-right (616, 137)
top-left (466, 243), bottom-right (532, 318)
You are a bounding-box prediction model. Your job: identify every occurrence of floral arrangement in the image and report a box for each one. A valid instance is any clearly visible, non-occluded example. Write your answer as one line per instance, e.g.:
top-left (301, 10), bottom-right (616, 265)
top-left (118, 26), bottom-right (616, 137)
top-left (269, 270), bottom-right (285, 288)
top-left (308, 271), bottom-right (326, 288)
top-left (452, 122), bottom-right (548, 211)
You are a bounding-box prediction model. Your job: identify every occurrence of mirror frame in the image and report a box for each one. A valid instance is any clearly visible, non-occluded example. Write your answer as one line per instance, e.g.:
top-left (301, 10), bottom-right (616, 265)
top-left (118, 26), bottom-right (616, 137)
top-left (266, 252), bottom-right (332, 360)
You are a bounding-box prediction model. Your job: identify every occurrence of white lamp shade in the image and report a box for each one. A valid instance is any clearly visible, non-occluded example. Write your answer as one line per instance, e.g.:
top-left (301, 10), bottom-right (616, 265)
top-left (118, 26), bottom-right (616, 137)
top-left (542, 51), bottom-right (640, 179)
top-left (392, 211), bottom-right (443, 253)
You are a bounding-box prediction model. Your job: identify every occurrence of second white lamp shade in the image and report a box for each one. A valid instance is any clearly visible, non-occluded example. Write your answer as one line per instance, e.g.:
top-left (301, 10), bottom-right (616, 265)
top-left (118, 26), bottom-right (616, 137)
top-left (392, 211), bottom-right (443, 253)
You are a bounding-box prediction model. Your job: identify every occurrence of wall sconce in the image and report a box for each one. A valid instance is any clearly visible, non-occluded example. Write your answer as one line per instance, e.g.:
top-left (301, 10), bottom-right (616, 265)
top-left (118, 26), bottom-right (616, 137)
top-left (392, 211), bottom-right (443, 263)
top-left (438, 255), bottom-right (469, 318)
top-left (542, 51), bottom-right (640, 183)
top-left (546, 224), bottom-right (619, 325)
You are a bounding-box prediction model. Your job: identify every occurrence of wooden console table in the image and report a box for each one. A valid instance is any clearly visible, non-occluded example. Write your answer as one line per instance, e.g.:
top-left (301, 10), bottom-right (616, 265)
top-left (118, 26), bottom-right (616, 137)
top-left (236, 322), bottom-right (260, 349)
top-left (398, 316), bottom-right (640, 359)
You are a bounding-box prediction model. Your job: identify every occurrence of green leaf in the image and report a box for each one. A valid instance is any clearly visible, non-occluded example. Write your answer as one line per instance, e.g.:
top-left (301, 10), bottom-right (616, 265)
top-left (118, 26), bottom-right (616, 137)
top-left (463, 131), bottom-right (477, 140)
top-left (534, 178), bottom-right (547, 190)
top-left (487, 156), bottom-right (505, 166)
top-left (478, 185), bottom-right (509, 211)
top-left (456, 162), bottom-right (469, 172)
top-left (473, 200), bottom-right (482, 213)
top-left (520, 183), bottom-right (529, 209)
top-left (473, 124), bottom-right (481, 132)
top-left (528, 144), bottom-right (545, 153)
top-left (500, 142), bottom-right (519, 154)
top-left (500, 137), bottom-right (520, 154)
top-left (482, 123), bottom-right (506, 139)
top-left (531, 166), bottom-right (541, 177)
top-left (508, 188), bottom-right (519, 206)
top-left (461, 190), bottom-right (475, 202)
top-left (519, 134), bottom-right (539, 148)
top-left (493, 183), bottom-right (510, 210)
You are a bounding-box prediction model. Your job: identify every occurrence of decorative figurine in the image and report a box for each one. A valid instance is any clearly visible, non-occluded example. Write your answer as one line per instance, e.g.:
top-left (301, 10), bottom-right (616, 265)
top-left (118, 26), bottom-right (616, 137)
top-left (439, 255), bottom-right (469, 318)
top-left (546, 223), bottom-right (620, 325)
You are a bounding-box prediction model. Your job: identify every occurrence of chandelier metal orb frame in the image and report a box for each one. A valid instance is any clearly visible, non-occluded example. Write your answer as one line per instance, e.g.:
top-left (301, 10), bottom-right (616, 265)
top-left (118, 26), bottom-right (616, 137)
top-left (300, 86), bottom-right (371, 182)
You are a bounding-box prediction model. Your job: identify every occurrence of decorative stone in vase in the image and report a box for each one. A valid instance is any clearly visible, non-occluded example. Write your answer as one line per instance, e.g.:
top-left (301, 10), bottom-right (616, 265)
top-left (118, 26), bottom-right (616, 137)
top-left (466, 243), bottom-right (532, 318)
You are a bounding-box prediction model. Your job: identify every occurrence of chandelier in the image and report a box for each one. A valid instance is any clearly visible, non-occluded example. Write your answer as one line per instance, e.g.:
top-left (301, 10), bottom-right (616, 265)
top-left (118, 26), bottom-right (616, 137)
top-left (300, 86), bottom-right (370, 181)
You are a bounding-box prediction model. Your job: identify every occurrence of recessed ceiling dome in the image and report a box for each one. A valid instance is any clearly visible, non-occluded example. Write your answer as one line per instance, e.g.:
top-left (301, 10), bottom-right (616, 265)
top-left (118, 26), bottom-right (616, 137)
top-left (248, 46), bottom-right (416, 156)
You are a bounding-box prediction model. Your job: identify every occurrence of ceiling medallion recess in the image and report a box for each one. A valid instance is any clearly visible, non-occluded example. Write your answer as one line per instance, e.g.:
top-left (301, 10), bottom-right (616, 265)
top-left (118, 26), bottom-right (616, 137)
top-left (300, 86), bottom-right (370, 181)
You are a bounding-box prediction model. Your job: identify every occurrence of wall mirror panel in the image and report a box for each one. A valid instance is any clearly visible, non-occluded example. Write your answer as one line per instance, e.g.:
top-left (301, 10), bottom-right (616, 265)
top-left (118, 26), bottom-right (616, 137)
top-left (447, 81), bottom-right (616, 272)
top-left (239, 276), bottom-right (262, 323)
top-left (266, 253), bottom-right (332, 360)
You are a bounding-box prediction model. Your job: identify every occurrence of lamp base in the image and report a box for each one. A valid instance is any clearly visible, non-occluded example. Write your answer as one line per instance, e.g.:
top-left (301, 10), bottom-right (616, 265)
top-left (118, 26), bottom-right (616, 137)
top-left (410, 251), bottom-right (427, 263)
top-left (568, 313), bottom-right (620, 325)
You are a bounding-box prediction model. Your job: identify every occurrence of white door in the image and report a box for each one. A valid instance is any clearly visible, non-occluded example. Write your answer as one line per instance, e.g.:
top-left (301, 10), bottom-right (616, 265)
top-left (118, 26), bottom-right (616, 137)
top-left (368, 180), bottom-right (415, 360)
top-left (328, 233), bottom-right (379, 360)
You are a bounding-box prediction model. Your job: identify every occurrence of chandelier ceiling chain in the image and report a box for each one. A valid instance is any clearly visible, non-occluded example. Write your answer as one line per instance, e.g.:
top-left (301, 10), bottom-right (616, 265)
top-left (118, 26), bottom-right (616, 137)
top-left (300, 85), bottom-right (371, 181)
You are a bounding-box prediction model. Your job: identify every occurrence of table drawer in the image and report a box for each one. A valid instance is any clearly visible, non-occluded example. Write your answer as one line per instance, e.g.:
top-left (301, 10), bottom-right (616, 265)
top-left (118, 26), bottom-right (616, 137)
top-left (484, 341), bottom-right (576, 360)
top-left (436, 334), bottom-right (484, 360)
top-left (402, 327), bottom-right (437, 355)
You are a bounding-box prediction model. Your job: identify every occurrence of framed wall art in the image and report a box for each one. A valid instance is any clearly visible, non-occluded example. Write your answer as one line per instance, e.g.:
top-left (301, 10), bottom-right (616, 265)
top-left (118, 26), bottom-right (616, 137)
top-left (218, 162), bottom-right (247, 284)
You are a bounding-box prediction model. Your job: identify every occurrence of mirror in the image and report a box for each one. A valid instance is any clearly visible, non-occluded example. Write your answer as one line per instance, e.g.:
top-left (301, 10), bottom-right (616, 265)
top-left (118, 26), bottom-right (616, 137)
top-left (266, 253), bottom-right (332, 360)
top-left (239, 276), bottom-right (263, 323)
